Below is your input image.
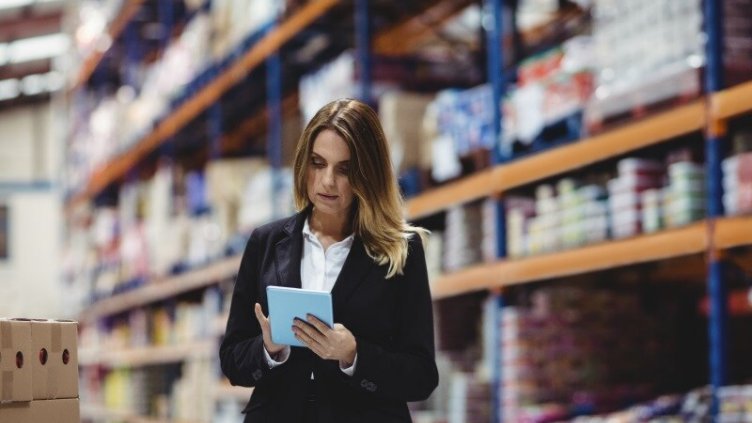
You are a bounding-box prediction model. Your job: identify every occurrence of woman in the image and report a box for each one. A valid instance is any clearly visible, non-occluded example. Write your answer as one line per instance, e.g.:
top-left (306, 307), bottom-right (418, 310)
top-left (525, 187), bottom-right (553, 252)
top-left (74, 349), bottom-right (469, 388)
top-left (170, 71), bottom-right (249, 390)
top-left (219, 98), bottom-right (439, 422)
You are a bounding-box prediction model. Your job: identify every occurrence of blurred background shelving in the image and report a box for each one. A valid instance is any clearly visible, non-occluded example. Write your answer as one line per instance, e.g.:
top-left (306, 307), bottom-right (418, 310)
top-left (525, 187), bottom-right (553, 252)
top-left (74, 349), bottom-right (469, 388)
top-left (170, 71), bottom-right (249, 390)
top-left (1, 0), bottom-right (752, 422)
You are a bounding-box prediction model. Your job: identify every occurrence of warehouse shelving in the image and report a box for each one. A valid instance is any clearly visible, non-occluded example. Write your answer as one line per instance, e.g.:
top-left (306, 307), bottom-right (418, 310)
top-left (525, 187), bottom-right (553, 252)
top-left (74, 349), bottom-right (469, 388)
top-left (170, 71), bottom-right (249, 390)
top-left (406, 101), bottom-right (706, 219)
top-left (66, 0), bottom-right (339, 210)
top-left (78, 340), bottom-right (214, 367)
top-left (64, 0), bottom-right (475, 211)
top-left (66, 0), bottom-right (752, 421)
top-left (72, 0), bottom-right (145, 90)
top-left (431, 221), bottom-right (710, 299)
top-left (80, 404), bottom-right (204, 423)
top-left (79, 255), bottom-right (241, 323)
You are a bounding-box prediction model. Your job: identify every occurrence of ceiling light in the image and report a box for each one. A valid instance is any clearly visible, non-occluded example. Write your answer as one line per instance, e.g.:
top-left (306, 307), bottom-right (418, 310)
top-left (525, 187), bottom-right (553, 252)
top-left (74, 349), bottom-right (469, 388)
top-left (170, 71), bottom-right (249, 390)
top-left (21, 73), bottom-right (45, 95)
top-left (0, 78), bottom-right (20, 101)
top-left (0, 44), bottom-right (7, 66)
top-left (0, 0), bottom-right (34, 11)
top-left (9, 33), bottom-right (70, 64)
top-left (45, 70), bottom-right (64, 91)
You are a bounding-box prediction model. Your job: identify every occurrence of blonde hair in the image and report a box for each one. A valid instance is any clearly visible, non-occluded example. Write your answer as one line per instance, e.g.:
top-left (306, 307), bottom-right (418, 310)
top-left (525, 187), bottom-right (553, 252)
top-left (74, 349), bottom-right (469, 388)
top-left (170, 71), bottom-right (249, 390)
top-left (292, 98), bottom-right (427, 278)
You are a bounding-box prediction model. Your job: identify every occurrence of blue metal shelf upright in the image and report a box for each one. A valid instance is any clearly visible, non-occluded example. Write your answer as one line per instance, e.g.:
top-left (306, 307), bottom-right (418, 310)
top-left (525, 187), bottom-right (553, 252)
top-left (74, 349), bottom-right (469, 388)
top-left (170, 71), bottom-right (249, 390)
top-left (704, 0), bottom-right (728, 418)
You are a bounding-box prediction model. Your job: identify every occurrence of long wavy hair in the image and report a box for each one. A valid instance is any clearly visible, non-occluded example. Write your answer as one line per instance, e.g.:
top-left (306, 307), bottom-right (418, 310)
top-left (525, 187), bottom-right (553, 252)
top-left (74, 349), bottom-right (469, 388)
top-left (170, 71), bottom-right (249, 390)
top-left (292, 98), bottom-right (427, 279)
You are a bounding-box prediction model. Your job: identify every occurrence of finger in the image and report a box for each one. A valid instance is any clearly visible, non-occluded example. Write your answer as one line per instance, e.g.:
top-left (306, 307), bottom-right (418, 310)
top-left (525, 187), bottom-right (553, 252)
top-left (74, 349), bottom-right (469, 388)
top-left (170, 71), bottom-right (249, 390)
top-left (254, 303), bottom-right (268, 325)
top-left (306, 314), bottom-right (333, 334)
top-left (293, 319), bottom-right (326, 347)
top-left (293, 324), bottom-right (325, 350)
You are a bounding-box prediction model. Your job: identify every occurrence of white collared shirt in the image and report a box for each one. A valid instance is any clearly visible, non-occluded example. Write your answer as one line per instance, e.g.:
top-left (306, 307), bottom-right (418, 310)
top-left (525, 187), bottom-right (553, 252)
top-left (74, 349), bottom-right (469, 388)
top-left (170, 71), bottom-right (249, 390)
top-left (263, 217), bottom-right (358, 376)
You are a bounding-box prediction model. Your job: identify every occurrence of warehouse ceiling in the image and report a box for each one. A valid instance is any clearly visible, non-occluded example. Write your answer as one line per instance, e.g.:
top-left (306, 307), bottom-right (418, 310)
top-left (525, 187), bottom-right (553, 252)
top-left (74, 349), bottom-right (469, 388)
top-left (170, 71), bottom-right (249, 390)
top-left (0, 0), bottom-right (66, 109)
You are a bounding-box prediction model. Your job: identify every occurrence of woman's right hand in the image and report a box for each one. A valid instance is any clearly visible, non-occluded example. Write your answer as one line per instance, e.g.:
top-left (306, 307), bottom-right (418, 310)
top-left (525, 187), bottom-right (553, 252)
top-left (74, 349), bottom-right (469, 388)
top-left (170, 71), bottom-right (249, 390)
top-left (254, 303), bottom-right (285, 356)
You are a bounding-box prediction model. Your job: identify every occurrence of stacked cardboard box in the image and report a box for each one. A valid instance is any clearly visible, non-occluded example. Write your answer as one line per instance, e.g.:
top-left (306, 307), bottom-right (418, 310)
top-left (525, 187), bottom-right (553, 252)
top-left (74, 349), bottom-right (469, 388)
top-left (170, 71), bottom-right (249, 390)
top-left (0, 319), bottom-right (79, 423)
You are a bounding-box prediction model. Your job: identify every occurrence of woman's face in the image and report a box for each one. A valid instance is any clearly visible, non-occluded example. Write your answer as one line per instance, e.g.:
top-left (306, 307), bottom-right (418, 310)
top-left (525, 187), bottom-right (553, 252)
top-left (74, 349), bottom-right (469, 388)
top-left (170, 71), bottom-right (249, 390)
top-left (306, 129), bottom-right (355, 218)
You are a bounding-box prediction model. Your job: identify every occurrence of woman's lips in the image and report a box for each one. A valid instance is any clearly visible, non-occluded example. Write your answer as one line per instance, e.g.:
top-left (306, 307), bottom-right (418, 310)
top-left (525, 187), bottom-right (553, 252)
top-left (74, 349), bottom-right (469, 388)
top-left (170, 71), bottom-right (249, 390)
top-left (318, 193), bottom-right (338, 201)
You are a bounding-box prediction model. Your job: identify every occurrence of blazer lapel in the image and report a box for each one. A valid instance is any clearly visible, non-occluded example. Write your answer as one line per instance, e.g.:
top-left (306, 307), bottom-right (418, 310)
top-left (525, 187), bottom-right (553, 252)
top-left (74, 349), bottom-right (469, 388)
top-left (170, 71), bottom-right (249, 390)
top-left (273, 211), bottom-right (306, 288)
top-left (331, 237), bottom-right (376, 312)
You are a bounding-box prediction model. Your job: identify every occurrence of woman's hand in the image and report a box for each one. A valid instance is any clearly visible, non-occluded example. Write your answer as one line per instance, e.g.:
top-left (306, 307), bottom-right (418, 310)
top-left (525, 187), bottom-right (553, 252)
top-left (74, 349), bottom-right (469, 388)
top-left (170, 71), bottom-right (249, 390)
top-left (293, 315), bottom-right (357, 367)
top-left (254, 303), bottom-right (285, 356)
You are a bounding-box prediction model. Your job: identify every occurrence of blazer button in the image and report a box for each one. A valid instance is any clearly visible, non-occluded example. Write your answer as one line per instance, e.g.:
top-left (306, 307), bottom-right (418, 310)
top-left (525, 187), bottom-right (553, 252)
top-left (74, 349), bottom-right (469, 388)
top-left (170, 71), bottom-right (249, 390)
top-left (252, 369), bottom-right (263, 381)
top-left (360, 379), bottom-right (377, 392)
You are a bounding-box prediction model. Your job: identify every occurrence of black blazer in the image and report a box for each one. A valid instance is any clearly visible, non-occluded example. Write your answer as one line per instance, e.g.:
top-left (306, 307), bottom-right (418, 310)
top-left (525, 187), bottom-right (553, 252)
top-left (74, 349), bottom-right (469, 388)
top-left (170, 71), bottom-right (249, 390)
top-left (219, 210), bottom-right (439, 423)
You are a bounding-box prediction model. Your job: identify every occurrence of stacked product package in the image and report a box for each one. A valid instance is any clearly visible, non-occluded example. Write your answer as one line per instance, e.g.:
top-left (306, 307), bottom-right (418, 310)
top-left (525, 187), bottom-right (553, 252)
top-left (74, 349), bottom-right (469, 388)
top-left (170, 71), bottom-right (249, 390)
top-left (422, 83), bottom-right (500, 183)
top-left (502, 36), bottom-right (595, 156)
top-left (299, 53), bottom-right (357, 124)
top-left (664, 157), bottom-right (706, 228)
top-left (62, 158), bottom-right (294, 310)
top-left (585, 0), bottom-right (704, 128)
top-left (0, 319), bottom-right (80, 423)
top-left (507, 179), bottom-right (608, 257)
top-left (447, 372), bottom-right (492, 423)
top-left (505, 153), bottom-right (707, 258)
top-left (498, 287), bottom-right (679, 422)
top-left (608, 159), bottom-right (663, 238)
top-left (566, 384), bottom-right (752, 422)
top-left (432, 85), bottom-right (496, 157)
top-left (432, 294), bottom-right (490, 423)
top-left (379, 91), bottom-right (435, 176)
top-left (724, 152), bottom-right (752, 216)
top-left (78, 287), bottom-right (221, 358)
top-left (724, 0), bottom-right (752, 84)
top-left (443, 203), bottom-right (485, 272)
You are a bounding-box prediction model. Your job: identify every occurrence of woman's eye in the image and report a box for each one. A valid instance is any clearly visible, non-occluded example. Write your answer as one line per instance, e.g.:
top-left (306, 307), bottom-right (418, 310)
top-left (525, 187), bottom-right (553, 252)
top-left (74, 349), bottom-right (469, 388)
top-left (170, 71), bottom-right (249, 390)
top-left (311, 159), bottom-right (325, 167)
top-left (337, 166), bottom-right (349, 174)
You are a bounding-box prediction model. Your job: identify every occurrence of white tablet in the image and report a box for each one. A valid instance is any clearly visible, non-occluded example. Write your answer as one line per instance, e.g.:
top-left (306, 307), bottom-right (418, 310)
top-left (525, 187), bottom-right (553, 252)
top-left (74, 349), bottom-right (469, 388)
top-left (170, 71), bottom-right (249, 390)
top-left (266, 285), bottom-right (334, 347)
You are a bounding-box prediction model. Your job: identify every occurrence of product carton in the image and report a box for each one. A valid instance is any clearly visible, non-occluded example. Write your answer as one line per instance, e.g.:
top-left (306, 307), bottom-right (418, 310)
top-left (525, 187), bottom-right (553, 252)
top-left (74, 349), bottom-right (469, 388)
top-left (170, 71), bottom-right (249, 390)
top-left (29, 320), bottom-right (79, 399)
top-left (0, 318), bottom-right (32, 402)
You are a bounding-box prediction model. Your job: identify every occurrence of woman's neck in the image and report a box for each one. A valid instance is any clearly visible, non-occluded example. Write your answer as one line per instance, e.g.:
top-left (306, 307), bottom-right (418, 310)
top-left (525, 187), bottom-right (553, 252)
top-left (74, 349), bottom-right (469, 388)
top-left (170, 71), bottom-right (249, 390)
top-left (309, 208), bottom-right (352, 241)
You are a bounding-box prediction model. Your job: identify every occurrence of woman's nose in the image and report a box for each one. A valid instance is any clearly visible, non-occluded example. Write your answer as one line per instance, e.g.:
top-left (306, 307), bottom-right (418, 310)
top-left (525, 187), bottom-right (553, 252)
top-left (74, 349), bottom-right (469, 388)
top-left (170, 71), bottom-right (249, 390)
top-left (322, 167), bottom-right (336, 186)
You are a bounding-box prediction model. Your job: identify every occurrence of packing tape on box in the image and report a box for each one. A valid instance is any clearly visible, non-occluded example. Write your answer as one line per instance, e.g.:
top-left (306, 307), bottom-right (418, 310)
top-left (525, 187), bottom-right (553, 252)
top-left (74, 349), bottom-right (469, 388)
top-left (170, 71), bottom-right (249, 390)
top-left (1, 320), bottom-right (10, 348)
top-left (49, 323), bottom-right (62, 399)
top-left (48, 365), bottom-right (59, 399)
top-left (51, 323), bottom-right (61, 353)
top-left (2, 371), bottom-right (12, 401)
top-left (2, 321), bottom-right (13, 402)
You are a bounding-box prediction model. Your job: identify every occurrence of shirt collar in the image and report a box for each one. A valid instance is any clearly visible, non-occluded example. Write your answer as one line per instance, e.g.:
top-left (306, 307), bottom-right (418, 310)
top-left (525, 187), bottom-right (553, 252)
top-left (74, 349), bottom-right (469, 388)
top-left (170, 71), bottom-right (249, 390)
top-left (303, 217), bottom-right (355, 247)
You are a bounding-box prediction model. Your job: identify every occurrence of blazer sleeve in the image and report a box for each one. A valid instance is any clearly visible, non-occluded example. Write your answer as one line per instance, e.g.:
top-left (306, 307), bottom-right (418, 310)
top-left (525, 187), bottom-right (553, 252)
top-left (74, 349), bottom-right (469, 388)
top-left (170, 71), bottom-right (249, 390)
top-left (219, 230), bottom-right (278, 387)
top-left (346, 235), bottom-right (439, 402)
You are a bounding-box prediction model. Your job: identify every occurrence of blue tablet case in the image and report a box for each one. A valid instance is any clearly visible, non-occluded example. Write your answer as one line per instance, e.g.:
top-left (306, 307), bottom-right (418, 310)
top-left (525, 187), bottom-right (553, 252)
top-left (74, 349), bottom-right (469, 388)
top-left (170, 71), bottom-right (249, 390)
top-left (266, 285), bottom-right (334, 347)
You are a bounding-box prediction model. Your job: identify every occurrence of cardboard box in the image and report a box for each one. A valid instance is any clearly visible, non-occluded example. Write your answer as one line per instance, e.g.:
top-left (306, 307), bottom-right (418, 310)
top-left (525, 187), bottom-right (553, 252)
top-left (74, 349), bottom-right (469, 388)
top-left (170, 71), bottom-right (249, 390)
top-left (379, 92), bottom-right (435, 174)
top-left (0, 318), bottom-right (32, 402)
top-left (0, 398), bottom-right (80, 423)
top-left (29, 320), bottom-right (79, 399)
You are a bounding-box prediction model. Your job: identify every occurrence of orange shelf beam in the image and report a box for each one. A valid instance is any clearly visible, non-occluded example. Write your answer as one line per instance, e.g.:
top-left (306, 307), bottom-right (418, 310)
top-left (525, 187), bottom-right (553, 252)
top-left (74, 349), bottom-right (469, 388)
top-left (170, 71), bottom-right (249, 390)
top-left (221, 92), bottom-right (299, 153)
top-left (72, 0), bottom-right (144, 90)
top-left (79, 255), bottom-right (241, 322)
top-left (496, 101), bottom-right (706, 192)
top-left (713, 216), bottom-right (752, 250)
top-left (406, 167), bottom-right (500, 220)
top-left (711, 80), bottom-right (752, 121)
top-left (373, 0), bottom-right (475, 56)
top-left (431, 222), bottom-right (708, 299)
top-left (67, 0), bottom-right (339, 210)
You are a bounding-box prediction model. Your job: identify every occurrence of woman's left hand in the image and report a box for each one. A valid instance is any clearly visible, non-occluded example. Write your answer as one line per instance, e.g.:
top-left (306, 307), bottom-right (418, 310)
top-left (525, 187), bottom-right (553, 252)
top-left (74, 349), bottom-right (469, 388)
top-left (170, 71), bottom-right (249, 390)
top-left (293, 315), bottom-right (357, 367)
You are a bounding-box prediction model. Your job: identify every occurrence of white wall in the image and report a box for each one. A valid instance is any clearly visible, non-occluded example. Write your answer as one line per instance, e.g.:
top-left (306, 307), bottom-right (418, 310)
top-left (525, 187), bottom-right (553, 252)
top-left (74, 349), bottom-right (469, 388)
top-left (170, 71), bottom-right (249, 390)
top-left (0, 104), bottom-right (57, 182)
top-left (0, 191), bottom-right (64, 318)
top-left (0, 102), bottom-right (65, 318)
